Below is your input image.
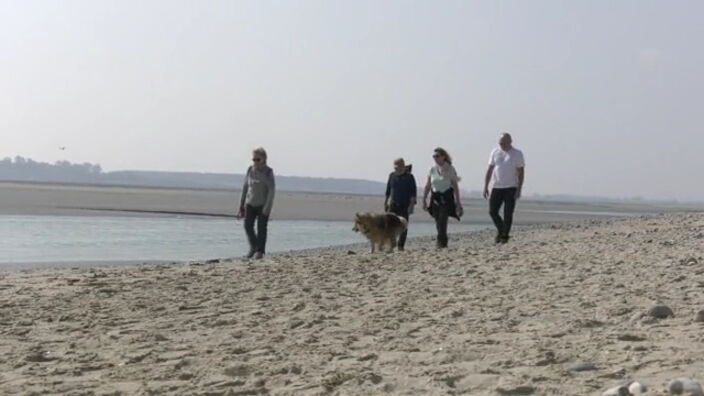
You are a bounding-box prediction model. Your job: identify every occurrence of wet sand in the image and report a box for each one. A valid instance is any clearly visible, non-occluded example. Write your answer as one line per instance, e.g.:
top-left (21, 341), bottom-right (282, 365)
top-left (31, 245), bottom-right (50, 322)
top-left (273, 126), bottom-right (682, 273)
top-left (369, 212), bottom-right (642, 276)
top-left (0, 181), bottom-right (693, 224)
top-left (1, 213), bottom-right (703, 394)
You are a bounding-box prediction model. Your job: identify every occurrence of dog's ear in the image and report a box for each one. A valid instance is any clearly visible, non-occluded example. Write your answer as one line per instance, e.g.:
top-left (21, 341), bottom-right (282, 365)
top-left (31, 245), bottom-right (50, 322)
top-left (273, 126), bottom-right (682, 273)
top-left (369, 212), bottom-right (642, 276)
top-left (355, 212), bottom-right (360, 219)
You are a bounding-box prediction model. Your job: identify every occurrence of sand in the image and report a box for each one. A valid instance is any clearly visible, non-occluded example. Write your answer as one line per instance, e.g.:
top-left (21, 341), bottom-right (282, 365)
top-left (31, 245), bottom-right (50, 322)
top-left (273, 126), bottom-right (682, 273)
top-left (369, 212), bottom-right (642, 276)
top-left (1, 212), bottom-right (703, 395)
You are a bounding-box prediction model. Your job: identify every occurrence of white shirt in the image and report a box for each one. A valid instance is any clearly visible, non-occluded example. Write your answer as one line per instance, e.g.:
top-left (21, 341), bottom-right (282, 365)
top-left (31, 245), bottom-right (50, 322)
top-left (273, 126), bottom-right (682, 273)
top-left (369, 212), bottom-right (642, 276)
top-left (489, 147), bottom-right (525, 189)
top-left (428, 164), bottom-right (458, 193)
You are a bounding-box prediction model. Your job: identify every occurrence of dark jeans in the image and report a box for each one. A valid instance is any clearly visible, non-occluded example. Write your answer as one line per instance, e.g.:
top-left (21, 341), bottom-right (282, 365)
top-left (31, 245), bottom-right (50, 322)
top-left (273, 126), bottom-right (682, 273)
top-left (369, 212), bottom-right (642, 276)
top-left (489, 187), bottom-right (517, 239)
top-left (389, 203), bottom-right (409, 249)
top-left (244, 205), bottom-right (269, 254)
top-left (434, 205), bottom-right (450, 248)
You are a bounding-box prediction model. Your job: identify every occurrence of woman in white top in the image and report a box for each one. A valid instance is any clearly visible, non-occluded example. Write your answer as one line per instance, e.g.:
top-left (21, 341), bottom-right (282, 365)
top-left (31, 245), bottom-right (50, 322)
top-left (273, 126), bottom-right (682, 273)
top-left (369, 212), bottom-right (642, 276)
top-left (422, 147), bottom-right (462, 248)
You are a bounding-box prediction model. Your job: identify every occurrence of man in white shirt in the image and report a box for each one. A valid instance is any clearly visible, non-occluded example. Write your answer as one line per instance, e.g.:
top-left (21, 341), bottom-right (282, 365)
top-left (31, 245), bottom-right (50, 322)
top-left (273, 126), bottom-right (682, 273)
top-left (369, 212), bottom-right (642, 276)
top-left (483, 133), bottom-right (525, 244)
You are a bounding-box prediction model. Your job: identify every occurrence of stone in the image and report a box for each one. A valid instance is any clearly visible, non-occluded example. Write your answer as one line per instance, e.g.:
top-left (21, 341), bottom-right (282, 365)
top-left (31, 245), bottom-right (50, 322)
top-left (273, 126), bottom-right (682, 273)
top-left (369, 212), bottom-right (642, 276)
top-left (602, 385), bottom-right (630, 396)
top-left (496, 385), bottom-right (536, 395)
top-left (603, 381), bottom-right (647, 395)
top-left (566, 362), bottom-right (598, 372)
top-left (649, 305), bottom-right (674, 319)
top-left (617, 334), bottom-right (647, 342)
top-left (669, 378), bottom-right (703, 395)
top-left (629, 382), bottom-right (647, 394)
top-left (695, 309), bottom-right (704, 323)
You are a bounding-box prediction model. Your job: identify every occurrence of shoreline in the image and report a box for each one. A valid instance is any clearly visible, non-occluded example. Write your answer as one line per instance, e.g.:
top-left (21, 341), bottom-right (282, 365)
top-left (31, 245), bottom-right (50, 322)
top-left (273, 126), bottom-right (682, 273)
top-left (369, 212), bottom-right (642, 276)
top-left (3, 212), bottom-right (696, 272)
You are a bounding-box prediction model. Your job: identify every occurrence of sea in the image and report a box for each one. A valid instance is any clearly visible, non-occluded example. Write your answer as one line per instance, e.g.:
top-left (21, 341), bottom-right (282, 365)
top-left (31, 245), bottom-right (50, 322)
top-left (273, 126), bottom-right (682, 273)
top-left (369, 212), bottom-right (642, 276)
top-left (0, 215), bottom-right (486, 268)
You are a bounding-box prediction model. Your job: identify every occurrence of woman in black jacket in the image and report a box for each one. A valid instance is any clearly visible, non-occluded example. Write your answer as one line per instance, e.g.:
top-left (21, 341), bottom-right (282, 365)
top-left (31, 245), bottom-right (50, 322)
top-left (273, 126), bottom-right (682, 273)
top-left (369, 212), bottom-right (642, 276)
top-left (422, 147), bottom-right (462, 248)
top-left (384, 158), bottom-right (417, 251)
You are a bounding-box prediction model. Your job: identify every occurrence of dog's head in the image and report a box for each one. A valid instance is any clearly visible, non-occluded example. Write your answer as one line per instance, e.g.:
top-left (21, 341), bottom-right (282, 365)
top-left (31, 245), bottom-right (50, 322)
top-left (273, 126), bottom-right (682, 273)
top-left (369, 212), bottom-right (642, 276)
top-left (352, 212), bottom-right (372, 234)
top-left (352, 213), bottom-right (360, 232)
top-left (352, 213), bottom-right (363, 232)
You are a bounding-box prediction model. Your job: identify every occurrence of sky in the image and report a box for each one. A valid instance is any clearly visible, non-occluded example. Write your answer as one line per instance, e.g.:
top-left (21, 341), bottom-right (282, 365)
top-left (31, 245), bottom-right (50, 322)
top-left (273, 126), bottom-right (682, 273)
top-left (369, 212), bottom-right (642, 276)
top-left (1, 0), bottom-right (703, 200)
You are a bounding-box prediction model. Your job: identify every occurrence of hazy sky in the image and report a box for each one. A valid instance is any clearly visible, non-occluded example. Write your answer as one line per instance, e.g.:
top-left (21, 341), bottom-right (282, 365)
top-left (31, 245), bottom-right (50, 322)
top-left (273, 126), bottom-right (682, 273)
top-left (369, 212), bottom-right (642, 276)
top-left (2, 1), bottom-right (703, 200)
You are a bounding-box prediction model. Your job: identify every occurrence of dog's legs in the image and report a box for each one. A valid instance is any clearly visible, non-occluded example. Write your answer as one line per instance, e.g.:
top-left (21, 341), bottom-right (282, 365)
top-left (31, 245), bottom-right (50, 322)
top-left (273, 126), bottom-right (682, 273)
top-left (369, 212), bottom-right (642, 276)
top-left (389, 237), bottom-right (397, 253)
top-left (370, 242), bottom-right (375, 254)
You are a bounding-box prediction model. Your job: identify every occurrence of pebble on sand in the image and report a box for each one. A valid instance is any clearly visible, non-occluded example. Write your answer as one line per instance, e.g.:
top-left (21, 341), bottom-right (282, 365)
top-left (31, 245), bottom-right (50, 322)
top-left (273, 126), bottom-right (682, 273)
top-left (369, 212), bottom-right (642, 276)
top-left (669, 378), bottom-right (703, 396)
top-left (649, 305), bottom-right (674, 319)
top-left (566, 362), bottom-right (598, 372)
top-left (695, 309), bottom-right (704, 323)
top-left (602, 381), bottom-right (647, 396)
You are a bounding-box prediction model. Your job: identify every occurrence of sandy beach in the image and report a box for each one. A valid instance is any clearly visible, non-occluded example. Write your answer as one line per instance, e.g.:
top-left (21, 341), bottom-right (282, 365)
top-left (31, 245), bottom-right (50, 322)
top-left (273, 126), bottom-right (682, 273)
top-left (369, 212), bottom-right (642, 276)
top-left (1, 212), bottom-right (703, 395)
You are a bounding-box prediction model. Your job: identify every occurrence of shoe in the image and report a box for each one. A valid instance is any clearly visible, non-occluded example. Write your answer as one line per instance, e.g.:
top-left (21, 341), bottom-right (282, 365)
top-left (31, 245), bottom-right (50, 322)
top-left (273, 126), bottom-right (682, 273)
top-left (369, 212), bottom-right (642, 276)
top-left (500, 235), bottom-right (510, 244)
top-left (254, 252), bottom-right (264, 260)
top-left (245, 250), bottom-right (256, 259)
top-left (397, 245), bottom-right (405, 252)
top-left (494, 235), bottom-right (502, 244)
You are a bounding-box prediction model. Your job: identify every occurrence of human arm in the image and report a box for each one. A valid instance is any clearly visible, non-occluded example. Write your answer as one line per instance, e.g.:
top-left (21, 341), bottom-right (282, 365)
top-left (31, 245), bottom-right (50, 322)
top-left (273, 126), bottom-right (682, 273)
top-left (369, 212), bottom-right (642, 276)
top-left (516, 167), bottom-right (524, 199)
top-left (483, 165), bottom-right (494, 199)
top-left (263, 170), bottom-right (275, 216)
top-left (409, 175), bottom-right (417, 214)
top-left (451, 178), bottom-right (461, 207)
top-left (384, 173), bottom-right (392, 212)
top-left (422, 175), bottom-right (431, 211)
top-left (238, 168), bottom-right (250, 218)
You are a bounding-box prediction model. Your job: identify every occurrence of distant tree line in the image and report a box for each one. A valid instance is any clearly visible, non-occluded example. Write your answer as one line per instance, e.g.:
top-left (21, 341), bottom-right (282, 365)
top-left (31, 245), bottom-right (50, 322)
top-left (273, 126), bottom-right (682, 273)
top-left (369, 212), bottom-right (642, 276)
top-left (0, 157), bottom-right (103, 183)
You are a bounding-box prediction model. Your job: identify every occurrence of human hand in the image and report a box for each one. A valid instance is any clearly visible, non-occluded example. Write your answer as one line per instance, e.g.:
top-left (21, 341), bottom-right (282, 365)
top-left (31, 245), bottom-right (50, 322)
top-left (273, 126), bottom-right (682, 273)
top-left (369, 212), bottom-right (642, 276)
top-left (483, 188), bottom-right (490, 200)
top-left (515, 188), bottom-right (522, 200)
top-left (456, 205), bottom-right (464, 218)
top-left (236, 206), bottom-right (245, 219)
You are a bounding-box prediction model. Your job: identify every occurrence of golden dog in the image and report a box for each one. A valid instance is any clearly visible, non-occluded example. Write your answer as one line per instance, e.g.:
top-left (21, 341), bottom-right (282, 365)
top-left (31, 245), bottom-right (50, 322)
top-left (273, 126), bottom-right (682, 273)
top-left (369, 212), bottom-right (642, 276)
top-left (352, 212), bottom-right (408, 253)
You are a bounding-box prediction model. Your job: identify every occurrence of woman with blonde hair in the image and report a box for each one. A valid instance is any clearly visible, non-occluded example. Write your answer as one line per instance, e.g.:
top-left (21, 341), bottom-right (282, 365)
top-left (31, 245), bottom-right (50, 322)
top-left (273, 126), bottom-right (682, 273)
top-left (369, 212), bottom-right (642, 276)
top-left (422, 147), bottom-right (462, 248)
top-left (238, 147), bottom-right (275, 259)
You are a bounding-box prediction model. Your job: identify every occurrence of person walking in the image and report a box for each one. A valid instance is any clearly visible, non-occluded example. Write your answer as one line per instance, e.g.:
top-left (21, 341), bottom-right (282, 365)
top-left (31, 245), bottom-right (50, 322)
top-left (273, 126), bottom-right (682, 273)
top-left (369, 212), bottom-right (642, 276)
top-left (422, 147), bottom-right (462, 248)
top-left (238, 147), bottom-right (275, 259)
top-left (483, 133), bottom-right (525, 244)
top-left (384, 158), bottom-right (417, 251)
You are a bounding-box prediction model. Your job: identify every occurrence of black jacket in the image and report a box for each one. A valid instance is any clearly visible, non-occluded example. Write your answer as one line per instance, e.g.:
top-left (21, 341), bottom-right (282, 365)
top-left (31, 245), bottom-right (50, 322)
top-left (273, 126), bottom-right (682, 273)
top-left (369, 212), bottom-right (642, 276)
top-left (385, 165), bottom-right (417, 208)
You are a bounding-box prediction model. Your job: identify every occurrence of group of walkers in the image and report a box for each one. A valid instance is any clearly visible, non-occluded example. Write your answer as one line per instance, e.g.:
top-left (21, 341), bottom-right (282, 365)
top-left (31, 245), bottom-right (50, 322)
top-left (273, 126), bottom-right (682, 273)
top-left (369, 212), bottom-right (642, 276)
top-left (385, 133), bottom-right (525, 250)
top-left (238, 133), bottom-right (525, 258)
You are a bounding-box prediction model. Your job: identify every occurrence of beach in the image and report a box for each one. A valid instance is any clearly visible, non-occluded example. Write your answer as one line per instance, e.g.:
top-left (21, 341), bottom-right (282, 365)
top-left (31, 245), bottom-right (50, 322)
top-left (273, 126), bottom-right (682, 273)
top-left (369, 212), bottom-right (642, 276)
top-left (1, 212), bottom-right (703, 395)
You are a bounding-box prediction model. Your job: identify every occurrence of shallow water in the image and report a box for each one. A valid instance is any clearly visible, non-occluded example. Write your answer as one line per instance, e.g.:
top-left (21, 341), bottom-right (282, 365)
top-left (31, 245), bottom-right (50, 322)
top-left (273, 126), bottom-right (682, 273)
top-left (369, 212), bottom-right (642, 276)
top-left (0, 215), bottom-right (485, 266)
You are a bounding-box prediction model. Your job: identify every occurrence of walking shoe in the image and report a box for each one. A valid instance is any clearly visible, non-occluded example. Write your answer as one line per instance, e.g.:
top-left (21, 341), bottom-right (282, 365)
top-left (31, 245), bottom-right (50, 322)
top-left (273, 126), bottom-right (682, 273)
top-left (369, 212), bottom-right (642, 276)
top-left (254, 252), bottom-right (264, 260)
top-left (245, 250), bottom-right (256, 259)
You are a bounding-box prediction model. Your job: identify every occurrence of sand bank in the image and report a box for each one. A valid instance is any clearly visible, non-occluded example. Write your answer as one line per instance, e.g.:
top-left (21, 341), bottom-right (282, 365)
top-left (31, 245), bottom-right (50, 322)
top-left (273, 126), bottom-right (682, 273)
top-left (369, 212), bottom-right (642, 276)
top-left (0, 181), bottom-right (693, 224)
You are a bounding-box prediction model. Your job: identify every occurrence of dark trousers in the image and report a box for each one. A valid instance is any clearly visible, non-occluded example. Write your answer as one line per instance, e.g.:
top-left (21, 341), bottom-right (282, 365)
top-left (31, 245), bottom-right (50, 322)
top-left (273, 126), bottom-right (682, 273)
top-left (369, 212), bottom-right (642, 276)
top-left (489, 187), bottom-right (517, 238)
top-left (434, 205), bottom-right (450, 248)
top-left (389, 203), bottom-right (409, 249)
top-left (244, 205), bottom-right (269, 254)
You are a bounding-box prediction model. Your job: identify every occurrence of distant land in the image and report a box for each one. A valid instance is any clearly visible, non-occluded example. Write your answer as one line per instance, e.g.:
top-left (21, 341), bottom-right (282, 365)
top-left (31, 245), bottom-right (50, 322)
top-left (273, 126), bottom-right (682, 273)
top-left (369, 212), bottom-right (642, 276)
top-left (1, 156), bottom-right (701, 205)
top-left (1, 157), bottom-right (386, 195)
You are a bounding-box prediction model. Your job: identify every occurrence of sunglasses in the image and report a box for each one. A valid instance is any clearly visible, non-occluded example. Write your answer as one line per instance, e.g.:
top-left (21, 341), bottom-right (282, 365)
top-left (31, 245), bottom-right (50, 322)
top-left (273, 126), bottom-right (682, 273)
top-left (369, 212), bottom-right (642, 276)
top-left (252, 158), bottom-right (262, 162)
top-left (432, 154), bottom-right (442, 158)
